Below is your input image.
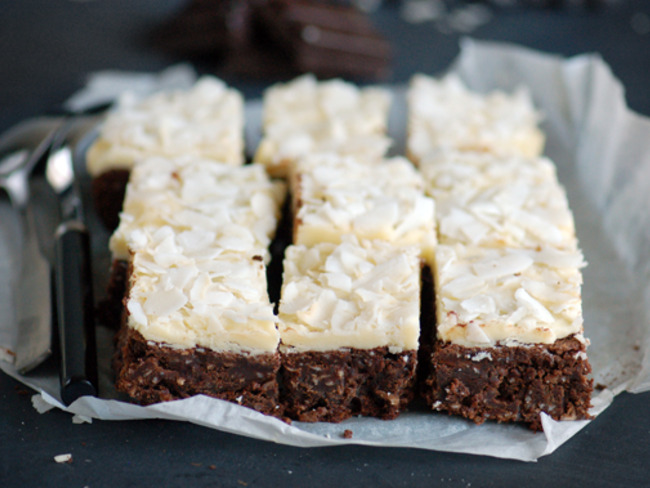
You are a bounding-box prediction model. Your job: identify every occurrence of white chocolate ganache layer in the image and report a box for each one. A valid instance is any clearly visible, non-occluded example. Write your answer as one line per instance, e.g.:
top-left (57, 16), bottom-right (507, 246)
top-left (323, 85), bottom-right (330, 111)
top-left (419, 150), bottom-right (577, 251)
top-left (407, 74), bottom-right (544, 163)
top-left (292, 153), bottom-right (437, 265)
top-left (435, 243), bottom-right (586, 347)
top-left (256, 74), bottom-right (392, 177)
top-left (126, 226), bottom-right (279, 355)
top-left (278, 237), bottom-right (421, 353)
top-left (110, 156), bottom-right (286, 263)
top-left (86, 76), bottom-right (244, 176)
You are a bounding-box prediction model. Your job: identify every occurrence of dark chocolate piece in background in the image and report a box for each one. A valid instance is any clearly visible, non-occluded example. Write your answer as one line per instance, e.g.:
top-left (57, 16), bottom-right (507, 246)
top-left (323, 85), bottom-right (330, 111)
top-left (152, 0), bottom-right (392, 81)
top-left (151, 0), bottom-right (255, 60)
top-left (257, 0), bottom-right (392, 79)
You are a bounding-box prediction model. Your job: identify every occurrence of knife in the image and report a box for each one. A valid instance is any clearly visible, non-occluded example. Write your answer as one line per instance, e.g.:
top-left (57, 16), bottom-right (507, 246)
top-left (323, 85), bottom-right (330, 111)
top-left (46, 127), bottom-right (99, 405)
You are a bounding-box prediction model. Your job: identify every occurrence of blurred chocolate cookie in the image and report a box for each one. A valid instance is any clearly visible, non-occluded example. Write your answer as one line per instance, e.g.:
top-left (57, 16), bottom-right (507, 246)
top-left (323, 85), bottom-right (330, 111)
top-left (152, 0), bottom-right (392, 81)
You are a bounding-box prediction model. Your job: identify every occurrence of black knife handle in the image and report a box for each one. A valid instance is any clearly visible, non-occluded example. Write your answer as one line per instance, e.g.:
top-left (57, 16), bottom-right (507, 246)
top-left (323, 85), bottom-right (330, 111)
top-left (54, 220), bottom-right (98, 406)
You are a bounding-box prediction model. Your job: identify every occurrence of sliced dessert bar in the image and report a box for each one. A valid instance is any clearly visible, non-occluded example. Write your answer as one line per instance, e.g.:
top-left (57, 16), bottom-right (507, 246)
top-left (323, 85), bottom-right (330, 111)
top-left (278, 237), bottom-right (421, 422)
top-left (105, 155), bottom-right (285, 333)
top-left (86, 76), bottom-right (244, 228)
top-left (422, 243), bottom-right (592, 430)
top-left (110, 156), bottom-right (286, 265)
top-left (113, 226), bottom-right (281, 414)
top-left (255, 74), bottom-right (391, 177)
top-left (290, 153), bottom-right (437, 265)
top-left (419, 150), bottom-right (577, 251)
top-left (407, 74), bottom-right (544, 164)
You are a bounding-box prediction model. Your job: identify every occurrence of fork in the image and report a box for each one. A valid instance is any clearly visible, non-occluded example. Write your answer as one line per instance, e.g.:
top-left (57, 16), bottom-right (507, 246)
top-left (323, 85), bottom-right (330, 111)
top-left (0, 128), bottom-right (60, 372)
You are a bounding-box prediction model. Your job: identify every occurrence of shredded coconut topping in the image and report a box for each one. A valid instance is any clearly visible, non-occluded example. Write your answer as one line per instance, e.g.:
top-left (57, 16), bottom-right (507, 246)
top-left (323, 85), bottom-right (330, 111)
top-left (126, 226), bottom-right (279, 354)
top-left (111, 156), bottom-right (285, 354)
top-left (110, 156), bottom-right (286, 263)
top-left (407, 74), bottom-right (544, 163)
top-left (292, 153), bottom-right (437, 264)
top-left (435, 243), bottom-right (585, 346)
top-left (86, 76), bottom-right (244, 176)
top-left (256, 74), bottom-right (392, 176)
top-left (420, 150), bottom-right (577, 250)
top-left (278, 237), bottom-right (421, 352)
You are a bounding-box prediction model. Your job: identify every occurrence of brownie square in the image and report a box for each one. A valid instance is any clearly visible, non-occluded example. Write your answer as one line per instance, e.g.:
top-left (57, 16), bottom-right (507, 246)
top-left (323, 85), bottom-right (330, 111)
top-left (114, 326), bottom-right (282, 416)
top-left (281, 347), bottom-right (417, 422)
top-left (420, 336), bottom-right (593, 431)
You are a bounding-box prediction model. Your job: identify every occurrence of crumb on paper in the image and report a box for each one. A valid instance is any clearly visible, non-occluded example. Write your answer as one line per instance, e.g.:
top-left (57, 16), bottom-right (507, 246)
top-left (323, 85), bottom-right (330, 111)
top-left (54, 453), bottom-right (73, 464)
top-left (0, 347), bottom-right (16, 363)
top-left (342, 429), bottom-right (353, 439)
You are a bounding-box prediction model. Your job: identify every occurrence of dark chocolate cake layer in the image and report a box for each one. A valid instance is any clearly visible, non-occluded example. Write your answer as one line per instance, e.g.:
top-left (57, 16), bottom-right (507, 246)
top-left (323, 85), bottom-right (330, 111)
top-left (97, 259), bottom-right (129, 330)
top-left (421, 335), bottom-right (593, 431)
top-left (91, 169), bottom-right (130, 230)
top-left (114, 326), bottom-right (282, 416)
top-left (281, 348), bottom-right (417, 422)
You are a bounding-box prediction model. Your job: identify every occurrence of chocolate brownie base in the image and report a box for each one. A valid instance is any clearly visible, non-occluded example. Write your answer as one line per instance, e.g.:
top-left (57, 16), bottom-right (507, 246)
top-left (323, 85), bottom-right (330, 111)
top-left (281, 348), bottom-right (417, 422)
top-left (91, 169), bottom-right (130, 230)
top-left (114, 326), bottom-right (282, 416)
top-left (97, 259), bottom-right (129, 329)
top-left (421, 335), bottom-right (593, 431)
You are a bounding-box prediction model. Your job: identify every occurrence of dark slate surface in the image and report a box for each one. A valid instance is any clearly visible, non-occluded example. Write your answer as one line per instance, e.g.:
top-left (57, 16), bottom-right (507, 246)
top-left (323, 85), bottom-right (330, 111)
top-left (1, 1), bottom-right (649, 486)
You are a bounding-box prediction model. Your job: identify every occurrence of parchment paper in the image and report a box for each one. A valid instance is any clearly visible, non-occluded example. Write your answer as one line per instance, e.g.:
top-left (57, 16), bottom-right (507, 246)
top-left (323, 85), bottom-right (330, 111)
top-left (1, 39), bottom-right (648, 462)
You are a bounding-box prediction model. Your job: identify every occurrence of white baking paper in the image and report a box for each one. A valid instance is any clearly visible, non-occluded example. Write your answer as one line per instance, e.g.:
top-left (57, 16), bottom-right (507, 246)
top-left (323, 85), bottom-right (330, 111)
top-left (1, 39), bottom-right (648, 462)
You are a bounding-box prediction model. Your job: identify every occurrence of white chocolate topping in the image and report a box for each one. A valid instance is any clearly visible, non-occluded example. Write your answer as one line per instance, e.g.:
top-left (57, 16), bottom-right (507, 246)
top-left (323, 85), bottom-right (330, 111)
top-left (419, 150), bottom-right (577, 250)
top-left (407, 74), bottom-right (544, 163)
top-left (255, 74), bottom-right (392, 177)
top-left (126, 226), bottom-right (279, 354)
top-left (435, 243), bottom-right (585, 347)
top-left (110, 156), bottom-right (286, 263)
top-left (292, 154), bottom-right (437, 265)
top-left (86, 76), bottom-right (244, 176)
top-left (278, 237), bottom-right (421, 352)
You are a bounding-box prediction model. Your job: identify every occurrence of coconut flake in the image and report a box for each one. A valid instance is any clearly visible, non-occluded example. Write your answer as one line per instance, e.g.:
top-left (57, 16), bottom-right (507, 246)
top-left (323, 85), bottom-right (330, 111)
top-left (330, 299), bottom-right (357, 330)
top-left (297, 289), bottom-right (338, 329)
top-left (352, 201), bottom-right (399, 235)
top-left (514, 288), bottom-right (554, 323)
top-left (144, 288), bottom-right (188, 316)
top-left (534, 248), bottom-right (586, 269)
top-left (323, 272), bottom-right (352, 292)
top-left (54, 454), bottom-right (73, 464)
top-left (444, 275), bottom-right (485, 299)
top-left (127, 300), bottom-right (148, 327)
top-left (460, 295), bottom-right (496, 315)
top-left (471, 251), bottom-right (533, 280)
top-left (465, 322), bottom-right (492, 345)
